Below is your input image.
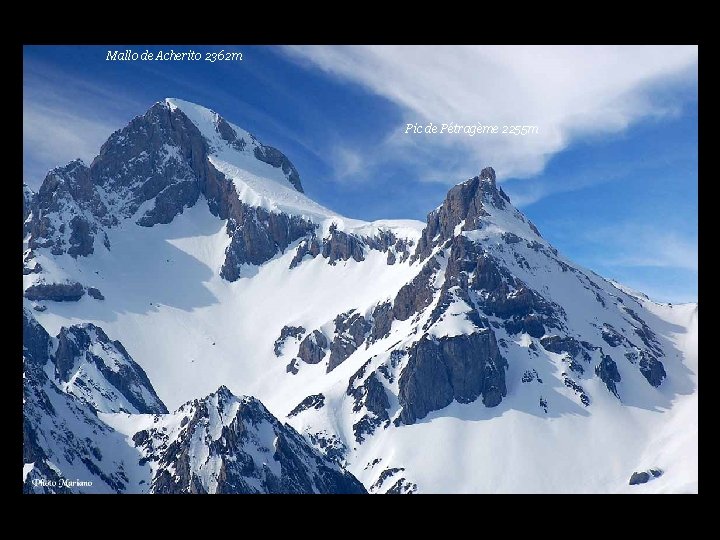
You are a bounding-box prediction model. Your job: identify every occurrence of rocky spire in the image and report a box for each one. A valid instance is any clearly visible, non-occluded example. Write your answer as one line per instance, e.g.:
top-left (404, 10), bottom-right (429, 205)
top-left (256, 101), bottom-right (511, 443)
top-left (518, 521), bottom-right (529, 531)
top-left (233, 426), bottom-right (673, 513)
top-left (414, 166), bottom-right (512, 261)
top-left (480, 166), bottom-right (496, 184)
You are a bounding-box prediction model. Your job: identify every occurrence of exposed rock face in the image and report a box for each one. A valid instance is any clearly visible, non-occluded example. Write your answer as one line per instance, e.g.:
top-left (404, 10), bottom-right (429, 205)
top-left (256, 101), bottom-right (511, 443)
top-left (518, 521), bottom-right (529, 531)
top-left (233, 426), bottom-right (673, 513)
top-left (414, 167), bottom-right (513, 261)
top-left (623, 307), bottom-right (664, 356)
top-left (629, 472), bottom-right (650, 485)
top-left (540, 335), bottom-right (592, 362)
top-left (371, 467), bottom-right (404, 491)
top-left (23, 309), bottom-right (364, 494)
top-left (435, 234), bottom-right (562, 337)
top-left (136, 387), bottom-right (366, 494)
top-left (87, 287), bottom-right (105, 300)
top-left (289, 227), bottom-right (413, 269)
top-left (136, 181), bottom-right (200, 227)
top-left (29, 160), bottom-right (106, 257)
top-left (29, 101), bottom-right (222, 256)
top-left (220, 204), bottom-right (316, 280)
top-left (393, 258), bottom-right (440, 321)
top-left (601, 324), bottom-right (627, 347)
top-left (27, 102), bottom-right (208, 254)
top-left (26, 98), bottom-right (423, 293)
top-left (629, 469), bottom-right (662, 485)
top-left (23, 259), bottom-right (43, 275)
top-left (23, 310), bottom-right (148, 494)
top-left (290, 237), bottom-right (322, 268)
top-left (502, 232), bottom-right (522, 244)
top-left (322, 224), bottom-right (366, 265)
top-left (274, 325), bottom-right (306, 356)
top-left (307, 431), bottom-right (348, 465)
top-left (369, 301), bottom-right (393, 343)
top-left (25, 307), bottom-right (165, 416)
top-left (522, 369), bottom-right (543, 383)
top-left (397, 331), bottom-right (507, 425)
top-left (595, 355), bottom-right (622, 398)
top-left (23, 355), bottom-right (132, 494)
top-left (297, 330), bottom-right (329, 365)
top-left (370, 467), bottom-right (417, 494)
top-left (93, 103), bottom-right (206, 226)
top-left (327, 310), bottom-right (371, 372)
top-left (540, 335), bottom-right (592, 374)
top-left (23, 308), bottom-right (50, 366)
top-left (288, 393), bottom-right (325, 417)
top-left (386, 478), bottom-right (418, 494)
top-left (639, 352), bottom-right (667, 387)
top-left (24, 282), bottom-right (85, 302)
top-left (24, 95), bottom-right (691, 492)
top-left (563, 376), bottom-right (590, 406)
top-left (215, 116), bottom-right (247, 152)
top-left (364, 229), bottom-right (413, 264)
top-left (347, 367), bottom-right (391, 443)
top-left (253, 144), bottom-right (304, 193)
top-left (52, 323), bottom-right (167, 414)
top-left (23, 183), bottom-right (35, 235)
top-left (26, 100), bottom-right (314, 282)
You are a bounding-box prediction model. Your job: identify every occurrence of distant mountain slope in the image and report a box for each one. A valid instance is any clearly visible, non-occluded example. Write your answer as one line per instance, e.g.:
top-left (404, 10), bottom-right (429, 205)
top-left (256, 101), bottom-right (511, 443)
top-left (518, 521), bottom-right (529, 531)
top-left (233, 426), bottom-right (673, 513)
top-left (23, 310), bottom-right (365, 494)
top-left (23, 98), bottom-right (697, 493)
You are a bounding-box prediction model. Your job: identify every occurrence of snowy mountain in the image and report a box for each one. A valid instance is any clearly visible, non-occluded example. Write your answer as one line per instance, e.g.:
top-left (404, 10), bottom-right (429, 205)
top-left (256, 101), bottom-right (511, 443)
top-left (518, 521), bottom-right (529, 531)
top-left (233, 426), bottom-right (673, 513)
top-left (23, 98), bottom-right (698, 493)
top-left (114, 387), bottom-right (365, 494)
top-left (23, 309), bottom-right (365, 494)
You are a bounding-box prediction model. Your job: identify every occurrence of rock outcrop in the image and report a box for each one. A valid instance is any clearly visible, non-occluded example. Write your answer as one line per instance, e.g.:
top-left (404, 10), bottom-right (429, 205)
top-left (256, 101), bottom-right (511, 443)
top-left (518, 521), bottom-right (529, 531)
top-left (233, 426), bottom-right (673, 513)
top-left (23, 309), bottom-right (364, 494)
top-left (327, 311), bottom-right (371, 372)
top-left (347, 371), bottom-right (391, 443)
top-left (397, 331), bottom-right (507, 425)
top-left (24, 282), bottom-right (85, 302)
top-left (414, 167), bottom-right (514, 261)
top-left (288, 393), bottom-right (325, 417)
top-left (595, 354), bottom-right (622, 398)
top-left (136, 387), bottom-right (366, 494)
top-left (52, 323), bottom-right (168, 414)
top-left (26, 100), bottom-right (315, 282)
top-left (274, 325), bottom-right (306, 356)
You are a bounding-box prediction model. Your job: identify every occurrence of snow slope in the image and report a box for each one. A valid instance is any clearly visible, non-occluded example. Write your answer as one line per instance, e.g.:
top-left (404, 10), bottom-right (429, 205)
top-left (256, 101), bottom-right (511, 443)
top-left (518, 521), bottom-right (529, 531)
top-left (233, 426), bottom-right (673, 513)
top-left (23, 98), bottom-right (698, 493)
top-left (26, 199), bottom-right (423, 410)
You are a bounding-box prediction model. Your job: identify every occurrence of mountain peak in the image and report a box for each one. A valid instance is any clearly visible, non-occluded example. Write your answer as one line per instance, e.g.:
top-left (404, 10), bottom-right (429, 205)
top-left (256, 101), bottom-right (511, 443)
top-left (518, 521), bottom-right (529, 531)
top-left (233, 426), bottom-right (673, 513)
top-left (160, 97), bottom-right (304, 193)
top-left (414, 166), bottom-right (525, 260)
top-left (479, 166), bottom-right (496, 184)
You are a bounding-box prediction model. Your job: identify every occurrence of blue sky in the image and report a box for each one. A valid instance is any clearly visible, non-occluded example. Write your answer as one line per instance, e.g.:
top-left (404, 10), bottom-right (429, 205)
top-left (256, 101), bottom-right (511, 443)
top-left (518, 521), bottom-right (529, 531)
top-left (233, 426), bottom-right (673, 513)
top-left (23, 45), bottom-right (698, 303)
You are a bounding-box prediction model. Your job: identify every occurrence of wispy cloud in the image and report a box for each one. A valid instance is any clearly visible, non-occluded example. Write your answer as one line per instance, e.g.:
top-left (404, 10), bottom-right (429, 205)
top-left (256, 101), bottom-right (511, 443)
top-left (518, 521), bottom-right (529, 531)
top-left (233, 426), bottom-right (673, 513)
top-left (283, 45), bottom-right (698, 185)
top-left (567, 221), bottom-right (698, 303)
top-left (504, 139), bottom-right (698, 209)
top-left (329, 146), bottom-right (364, 180)
top-left (23, 101), bottom-right (118, 183)
top-left (584, 223), bottom-right (697, 272)
top-left (23, 58), bottom-right (147, 187)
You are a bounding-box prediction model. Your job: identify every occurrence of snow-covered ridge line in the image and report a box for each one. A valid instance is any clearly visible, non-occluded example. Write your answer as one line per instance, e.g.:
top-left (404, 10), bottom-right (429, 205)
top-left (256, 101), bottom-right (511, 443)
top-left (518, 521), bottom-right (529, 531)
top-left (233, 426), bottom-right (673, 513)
top-left (23, 96), bottom-right (697, 494)
top-left (23, 308), bottom-right (366, 494)
top-left (165, 97), bottom-right (424, 237)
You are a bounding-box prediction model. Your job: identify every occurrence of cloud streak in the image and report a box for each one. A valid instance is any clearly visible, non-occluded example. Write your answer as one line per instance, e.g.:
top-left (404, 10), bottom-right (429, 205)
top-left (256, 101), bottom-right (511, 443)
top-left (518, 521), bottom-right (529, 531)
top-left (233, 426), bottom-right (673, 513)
top-left (583, 223), bottom-right (697, 272)
top-left (283, 45), bottom-right (698, 183)
top-left (23, 59), bottom-right (146, 187)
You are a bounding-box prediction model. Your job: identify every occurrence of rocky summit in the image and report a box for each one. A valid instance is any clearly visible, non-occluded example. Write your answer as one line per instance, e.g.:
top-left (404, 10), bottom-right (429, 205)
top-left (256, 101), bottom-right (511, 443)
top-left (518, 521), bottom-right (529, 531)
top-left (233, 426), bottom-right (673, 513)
top-left (22, 308), bottom-right (365, 494)
top-left (23, 98), bottom-right (698, 493)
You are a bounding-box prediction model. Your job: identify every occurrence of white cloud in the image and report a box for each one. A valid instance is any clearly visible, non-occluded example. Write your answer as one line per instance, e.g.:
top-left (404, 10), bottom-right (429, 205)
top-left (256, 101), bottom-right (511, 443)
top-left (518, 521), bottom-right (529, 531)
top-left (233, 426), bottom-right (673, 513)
top-left (283, 45), bottom-right (698, 182)
top-left (606, 233), bottom-right (698, 271)
top-left (585, 223), bottom-right (697, 272)
top-left (330, 146), bottom-right (364, 180)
